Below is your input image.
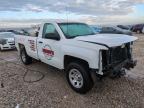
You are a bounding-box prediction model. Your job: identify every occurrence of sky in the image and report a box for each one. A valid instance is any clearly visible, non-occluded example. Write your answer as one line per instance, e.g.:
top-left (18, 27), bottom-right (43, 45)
top-left (0, 0), bottom-right (144, 28)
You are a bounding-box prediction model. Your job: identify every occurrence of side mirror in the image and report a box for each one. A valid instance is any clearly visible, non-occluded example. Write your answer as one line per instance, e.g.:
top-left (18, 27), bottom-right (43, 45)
top-left (45, 33), bottom-right (60, 41)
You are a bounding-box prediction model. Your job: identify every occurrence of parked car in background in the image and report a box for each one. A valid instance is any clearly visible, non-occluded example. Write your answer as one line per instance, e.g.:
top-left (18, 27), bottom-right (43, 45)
top-left (117, 25), bottom-right (130, 30)
top-left (8, 30), bottom-right (29, 35)
top-left (91, 26), bottom-right (102, 33)
top-left (131, 24), bottom-right (144, 33)
top-left (0, 32), bottom-right (15, 50)
top-left (9, 26), bottom-right (40, 37)
top-left (100, 26), bottom-right (132, 36)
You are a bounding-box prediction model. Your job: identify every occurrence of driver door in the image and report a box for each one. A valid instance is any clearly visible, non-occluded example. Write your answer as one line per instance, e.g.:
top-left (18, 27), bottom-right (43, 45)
top-left (37, 23), bottom-right (62, 69)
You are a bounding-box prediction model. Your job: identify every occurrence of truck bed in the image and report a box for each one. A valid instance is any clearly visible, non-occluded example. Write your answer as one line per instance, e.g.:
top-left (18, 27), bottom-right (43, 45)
top-left (15, 34), bottom-right (39, 60)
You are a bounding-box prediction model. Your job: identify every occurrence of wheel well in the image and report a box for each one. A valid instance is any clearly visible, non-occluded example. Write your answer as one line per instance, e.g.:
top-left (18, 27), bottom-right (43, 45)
top-left (18, 44), bottom-right (25, 50)
top-left (64, 55), bottom-right (89, 69)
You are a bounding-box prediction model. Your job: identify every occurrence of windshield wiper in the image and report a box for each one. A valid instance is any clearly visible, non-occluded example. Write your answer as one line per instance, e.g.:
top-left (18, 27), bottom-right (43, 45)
top-left (87, 33), bottom-right (96, 35)
top-left (66, 34), bottom-right (82, 39)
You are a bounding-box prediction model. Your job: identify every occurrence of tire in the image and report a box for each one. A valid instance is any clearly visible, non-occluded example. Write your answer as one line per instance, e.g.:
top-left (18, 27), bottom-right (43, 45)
top-left (0, 46), bottom-right (2, 51)
top-left (66, 62), bottom-right (94, 94)
top-left (20, 48), bottom-right (32, 65)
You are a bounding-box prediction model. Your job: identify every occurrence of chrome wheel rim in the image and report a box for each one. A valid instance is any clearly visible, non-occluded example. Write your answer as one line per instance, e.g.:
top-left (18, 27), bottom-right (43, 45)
top-left (69, 69), bottom-right (83, 88)
top-left (21, 51), bottom-right (26, 62)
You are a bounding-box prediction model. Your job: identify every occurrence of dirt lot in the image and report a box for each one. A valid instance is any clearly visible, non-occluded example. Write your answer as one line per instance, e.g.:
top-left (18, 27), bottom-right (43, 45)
top-left (0, 34), bottom-right (144, 108)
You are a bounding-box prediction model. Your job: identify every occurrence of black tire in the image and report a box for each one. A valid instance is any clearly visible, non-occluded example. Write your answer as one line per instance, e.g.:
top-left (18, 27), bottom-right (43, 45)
top-left (0, 46), bottom-right (3, 52)
top-left (66, 62), bottom-right (94, 94)
top-left (20, 48), bottom-right (32, 65)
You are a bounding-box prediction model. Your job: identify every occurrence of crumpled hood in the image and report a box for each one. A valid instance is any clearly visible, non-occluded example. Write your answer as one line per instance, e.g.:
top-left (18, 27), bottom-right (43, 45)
top-left (75, 34), bottom-right (138, 47)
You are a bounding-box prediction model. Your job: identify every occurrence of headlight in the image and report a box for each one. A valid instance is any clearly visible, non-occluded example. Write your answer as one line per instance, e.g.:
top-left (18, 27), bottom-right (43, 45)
top-left (0, 39), bottom-right (8, 45)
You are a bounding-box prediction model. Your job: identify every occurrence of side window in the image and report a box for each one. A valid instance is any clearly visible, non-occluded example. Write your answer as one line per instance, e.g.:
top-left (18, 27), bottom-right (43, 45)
top-left (42, 23), bottom-right (60, 40)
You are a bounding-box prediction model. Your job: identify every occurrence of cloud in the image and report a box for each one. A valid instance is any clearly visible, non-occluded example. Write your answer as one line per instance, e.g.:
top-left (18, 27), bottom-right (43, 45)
top-left (0, 0), bottom-right (144, 15)
top-left (76, 0), bottom-right (85, 4)
top-left (79, 15), bottom-right (144, 25)
top-left (24, 4), bottom-right (44, 12)
top-left (0, 0), bottom-right (144, 26)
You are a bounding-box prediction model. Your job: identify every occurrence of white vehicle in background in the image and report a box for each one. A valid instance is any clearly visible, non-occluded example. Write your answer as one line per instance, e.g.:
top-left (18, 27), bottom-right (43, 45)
top-left (15, 21), bottom-right (137, 94)
top-left (0, 32), bottom-right (15, 50)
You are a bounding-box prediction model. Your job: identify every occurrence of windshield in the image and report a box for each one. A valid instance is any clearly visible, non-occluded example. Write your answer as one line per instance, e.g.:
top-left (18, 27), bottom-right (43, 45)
top-left (0, 32), bottom-right (14, 38)
top-left (58, 23), bottom-right (95, 38)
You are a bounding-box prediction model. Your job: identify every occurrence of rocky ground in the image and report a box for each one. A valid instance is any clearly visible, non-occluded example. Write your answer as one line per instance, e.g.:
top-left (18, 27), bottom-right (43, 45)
top-left (0, 34), bottom-right (144, 108)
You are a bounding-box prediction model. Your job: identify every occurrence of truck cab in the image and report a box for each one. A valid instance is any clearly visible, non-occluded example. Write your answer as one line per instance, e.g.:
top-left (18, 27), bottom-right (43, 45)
top-left (15, 21), bottom-right (137, 94)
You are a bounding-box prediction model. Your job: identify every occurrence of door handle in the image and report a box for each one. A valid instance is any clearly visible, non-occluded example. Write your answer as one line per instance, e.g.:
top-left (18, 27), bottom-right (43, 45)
top-left (38, 41), bottom-right (43, 44)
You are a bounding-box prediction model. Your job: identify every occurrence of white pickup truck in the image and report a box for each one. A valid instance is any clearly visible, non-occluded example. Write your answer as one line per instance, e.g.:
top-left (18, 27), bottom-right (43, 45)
top-left (15, 21), bottom-right (137, 94)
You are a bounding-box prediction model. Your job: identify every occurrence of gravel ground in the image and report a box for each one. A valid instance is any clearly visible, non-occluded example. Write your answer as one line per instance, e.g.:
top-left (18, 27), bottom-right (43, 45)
top-left (0, 34), bottom-right (144, 108)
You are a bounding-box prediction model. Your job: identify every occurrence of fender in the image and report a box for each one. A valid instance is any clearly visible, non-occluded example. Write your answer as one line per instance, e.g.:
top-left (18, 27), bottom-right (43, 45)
top-left (62, 45), bottom-right (100, 69)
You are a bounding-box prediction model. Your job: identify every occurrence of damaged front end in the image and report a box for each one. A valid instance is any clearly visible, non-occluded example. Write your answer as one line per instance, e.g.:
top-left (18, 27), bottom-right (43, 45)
top-left (100, 42), bottom-right (137, 78)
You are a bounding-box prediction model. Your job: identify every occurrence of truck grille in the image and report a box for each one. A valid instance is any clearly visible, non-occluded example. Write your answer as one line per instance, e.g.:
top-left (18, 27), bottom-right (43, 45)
top-left (110, 46), bottom-right (128, 64)
top-left (8, 41), bottom-right (14, 43)
top-left (102, 43), bottom-right (131, 70)
top-left (9, 44), bottom-right (15, 46)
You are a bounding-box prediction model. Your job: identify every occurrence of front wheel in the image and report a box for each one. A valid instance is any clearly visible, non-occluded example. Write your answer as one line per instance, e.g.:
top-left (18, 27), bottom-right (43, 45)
top-left (20, 48), bottom-right (32, 65)
top-left (66, 62), bottom-right (94, 94)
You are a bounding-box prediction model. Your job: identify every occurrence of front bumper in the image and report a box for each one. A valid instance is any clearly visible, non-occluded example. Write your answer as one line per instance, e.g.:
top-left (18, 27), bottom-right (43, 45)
top-left (108, 59), bottom-right (137, 72)
top-left (100, 43), bottom-right (137, 76)
top-left (94, 59), bottom-right (137, 79)
top-left (1, 44), bottom-right (15, 50)
top-left (107, 59), bottom-right (137, 78)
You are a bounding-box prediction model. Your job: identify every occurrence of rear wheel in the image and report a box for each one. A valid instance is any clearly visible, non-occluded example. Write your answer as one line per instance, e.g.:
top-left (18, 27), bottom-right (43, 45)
top-left (0, 46), bottom-right (2, 51)
top-left (20, 48), bottom-right (32, 65)
top-left (66, 62), bottom-right (94, 94)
